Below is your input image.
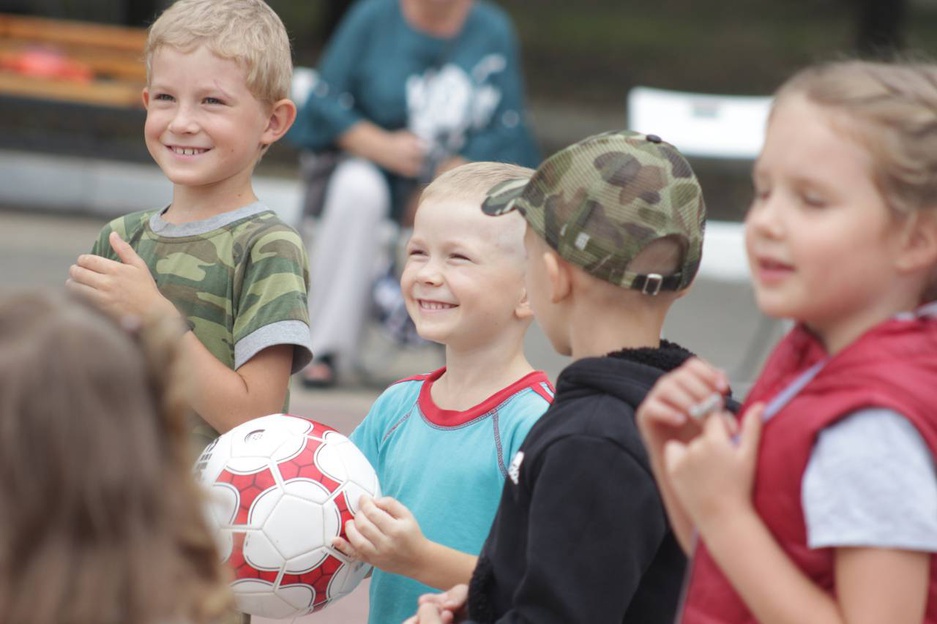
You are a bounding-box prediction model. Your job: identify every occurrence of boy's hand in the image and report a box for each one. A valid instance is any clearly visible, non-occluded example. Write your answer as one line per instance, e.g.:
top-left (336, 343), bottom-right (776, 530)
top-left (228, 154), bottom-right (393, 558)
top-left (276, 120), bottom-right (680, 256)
top-left (332, 495), bottom-right (429, 576)
top-left (637, 357), bottom-right (732, 461)
top-left (664, 403), bottom-right (764, 530)
top-left (67, 232), bottom-right (177, 321)
top-left (330, 535), bottom-right (361, 561)
top-left (404, 585), bottom-right (469, 624)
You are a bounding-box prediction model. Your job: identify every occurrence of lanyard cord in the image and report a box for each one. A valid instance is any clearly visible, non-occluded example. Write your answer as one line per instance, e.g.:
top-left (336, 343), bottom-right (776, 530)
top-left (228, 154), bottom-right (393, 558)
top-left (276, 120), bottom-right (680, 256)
top-left (761, 359), bottom-right (828, 422)
top-left (759, 301), bottom-right (937, 423)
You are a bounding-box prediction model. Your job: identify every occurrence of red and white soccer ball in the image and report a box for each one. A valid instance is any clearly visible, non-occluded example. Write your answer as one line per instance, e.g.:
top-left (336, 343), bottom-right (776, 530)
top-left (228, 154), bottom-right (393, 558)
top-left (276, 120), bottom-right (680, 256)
top-left (194, 413), bottom-right (381, 618)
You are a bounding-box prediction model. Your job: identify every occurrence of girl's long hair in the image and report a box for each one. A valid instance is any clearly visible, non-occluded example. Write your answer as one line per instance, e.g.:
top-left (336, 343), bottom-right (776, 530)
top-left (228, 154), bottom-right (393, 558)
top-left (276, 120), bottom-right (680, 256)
top-left (0, 290), bottom-right (231, 624)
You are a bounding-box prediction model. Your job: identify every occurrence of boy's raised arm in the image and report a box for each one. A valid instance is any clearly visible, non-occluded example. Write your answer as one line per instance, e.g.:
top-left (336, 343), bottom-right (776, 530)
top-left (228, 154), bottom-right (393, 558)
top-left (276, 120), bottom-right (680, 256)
top-left (68, 231), bottom-right (295, 433)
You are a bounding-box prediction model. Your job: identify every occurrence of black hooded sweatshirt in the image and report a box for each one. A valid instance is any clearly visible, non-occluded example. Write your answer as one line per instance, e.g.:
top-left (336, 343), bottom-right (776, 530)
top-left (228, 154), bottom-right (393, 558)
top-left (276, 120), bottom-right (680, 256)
top-left (466, 341), bottom-right (697, 624)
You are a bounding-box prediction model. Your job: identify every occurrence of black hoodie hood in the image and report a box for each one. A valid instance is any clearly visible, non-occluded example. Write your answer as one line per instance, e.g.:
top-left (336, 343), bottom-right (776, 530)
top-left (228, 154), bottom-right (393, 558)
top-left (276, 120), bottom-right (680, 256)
top-left (554, 339), bottom-right (696, 411)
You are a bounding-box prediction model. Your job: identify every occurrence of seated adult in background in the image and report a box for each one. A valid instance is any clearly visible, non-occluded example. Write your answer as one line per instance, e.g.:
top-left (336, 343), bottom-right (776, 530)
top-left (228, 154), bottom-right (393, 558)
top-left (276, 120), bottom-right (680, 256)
top-left (289, 0), bottom-right (540, 387)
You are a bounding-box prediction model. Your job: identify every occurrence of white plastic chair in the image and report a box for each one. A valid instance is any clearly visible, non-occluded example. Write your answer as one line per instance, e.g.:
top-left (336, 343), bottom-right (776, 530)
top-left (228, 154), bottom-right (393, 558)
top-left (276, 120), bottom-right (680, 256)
top-left (627, 86), bottom-right (783, 393)
top-left (627, 86), bottom-right (773, 160)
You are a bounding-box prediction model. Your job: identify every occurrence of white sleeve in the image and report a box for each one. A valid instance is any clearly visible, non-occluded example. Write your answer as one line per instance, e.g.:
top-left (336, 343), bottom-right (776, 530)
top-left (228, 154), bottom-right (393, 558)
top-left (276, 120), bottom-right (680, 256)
top-left (802, 408), bottom-right (937, 551)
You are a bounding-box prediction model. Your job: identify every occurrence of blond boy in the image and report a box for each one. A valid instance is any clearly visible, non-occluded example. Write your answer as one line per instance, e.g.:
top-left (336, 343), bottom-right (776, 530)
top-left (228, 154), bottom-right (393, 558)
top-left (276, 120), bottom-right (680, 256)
top-left (334, 162), bottom-right (554, 624)
top-left (67, 0), bottom-right (312, 450)
top-left (411, 130), bottom-right (709, 624)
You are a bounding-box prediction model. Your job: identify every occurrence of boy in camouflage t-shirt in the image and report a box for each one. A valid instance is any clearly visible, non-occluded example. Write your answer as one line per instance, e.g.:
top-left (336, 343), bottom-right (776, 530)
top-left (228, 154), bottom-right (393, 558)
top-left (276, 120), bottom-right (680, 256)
top-left (67, 0), bottom-right (312, 450)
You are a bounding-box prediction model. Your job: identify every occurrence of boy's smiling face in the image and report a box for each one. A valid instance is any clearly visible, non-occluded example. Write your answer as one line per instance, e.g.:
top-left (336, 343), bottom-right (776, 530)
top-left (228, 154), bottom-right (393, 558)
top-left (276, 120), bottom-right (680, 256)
top-left (143, 45), bottom-right (273, 198)
top-left (401, 197), bottom-right (529, 349)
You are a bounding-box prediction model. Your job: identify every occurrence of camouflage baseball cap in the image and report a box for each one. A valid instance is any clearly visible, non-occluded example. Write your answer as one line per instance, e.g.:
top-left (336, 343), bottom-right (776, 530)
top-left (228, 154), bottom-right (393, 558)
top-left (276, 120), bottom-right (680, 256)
top-left (482, 129), bottom-right (706, 294)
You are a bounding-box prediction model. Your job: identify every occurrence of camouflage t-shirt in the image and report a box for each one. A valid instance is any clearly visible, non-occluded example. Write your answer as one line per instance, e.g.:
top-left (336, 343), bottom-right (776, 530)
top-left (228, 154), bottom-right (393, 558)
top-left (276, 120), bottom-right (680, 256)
top-left (91, 202), bottom-right (314, 447)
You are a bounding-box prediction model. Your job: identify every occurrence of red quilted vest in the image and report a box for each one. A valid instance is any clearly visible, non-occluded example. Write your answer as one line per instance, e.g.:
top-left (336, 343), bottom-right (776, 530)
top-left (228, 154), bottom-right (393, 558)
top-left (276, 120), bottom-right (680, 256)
top-left (680, 309), bottom-right (937, 623)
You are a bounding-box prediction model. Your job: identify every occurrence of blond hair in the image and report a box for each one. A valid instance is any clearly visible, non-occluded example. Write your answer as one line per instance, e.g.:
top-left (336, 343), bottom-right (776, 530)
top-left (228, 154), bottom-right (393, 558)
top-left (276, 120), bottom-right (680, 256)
top-left (0, 291), bottom-right (231, 624)
top-left (420, 161), bottom-right (536, 262)
top-left (776, 60), bottom-right (937, 218)
top-left (145, 0), bottom-right (292, 105)
top-left (422, 161), bottom-right (536, 207)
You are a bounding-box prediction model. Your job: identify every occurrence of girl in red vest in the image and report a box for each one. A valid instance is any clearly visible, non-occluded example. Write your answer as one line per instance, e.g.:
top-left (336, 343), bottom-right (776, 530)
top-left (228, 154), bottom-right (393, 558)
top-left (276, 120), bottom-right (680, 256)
top-left (638, 60), bottom-right (937, 624)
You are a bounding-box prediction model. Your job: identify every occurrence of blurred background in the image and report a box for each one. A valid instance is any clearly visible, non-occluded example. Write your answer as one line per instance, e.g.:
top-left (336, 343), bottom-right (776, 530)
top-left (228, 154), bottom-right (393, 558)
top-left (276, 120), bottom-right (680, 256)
top-left (0, 0), bottom-right (932, 391)
top-left (0, 0), bottom-right (931, 218)
top-left (0, 0), bottom-right (937, 214)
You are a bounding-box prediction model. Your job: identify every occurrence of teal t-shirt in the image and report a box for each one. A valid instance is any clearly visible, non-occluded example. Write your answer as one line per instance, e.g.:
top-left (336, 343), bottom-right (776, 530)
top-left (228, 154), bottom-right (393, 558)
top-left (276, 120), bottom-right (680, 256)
top-left (350, 368), bottom-right (553, 624)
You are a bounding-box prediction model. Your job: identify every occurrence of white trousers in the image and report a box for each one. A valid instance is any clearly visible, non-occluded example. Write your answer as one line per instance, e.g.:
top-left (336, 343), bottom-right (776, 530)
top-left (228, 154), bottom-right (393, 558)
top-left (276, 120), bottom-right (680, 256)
top-left (304, 158), bottom-right (392, 370)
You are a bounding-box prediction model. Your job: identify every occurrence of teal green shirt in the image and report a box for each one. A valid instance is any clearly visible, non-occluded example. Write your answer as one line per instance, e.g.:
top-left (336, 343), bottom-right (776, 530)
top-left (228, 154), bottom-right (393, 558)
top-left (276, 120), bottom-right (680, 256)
top-left (350, 368), bottom-right (553, 624)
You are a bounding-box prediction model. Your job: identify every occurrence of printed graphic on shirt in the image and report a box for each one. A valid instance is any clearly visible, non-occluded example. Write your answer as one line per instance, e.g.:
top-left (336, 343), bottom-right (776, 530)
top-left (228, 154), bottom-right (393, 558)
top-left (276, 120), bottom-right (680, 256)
top-left (508, 450), bottom-right (524, 485)
top-left (406, 54), bottom-right (505, 173)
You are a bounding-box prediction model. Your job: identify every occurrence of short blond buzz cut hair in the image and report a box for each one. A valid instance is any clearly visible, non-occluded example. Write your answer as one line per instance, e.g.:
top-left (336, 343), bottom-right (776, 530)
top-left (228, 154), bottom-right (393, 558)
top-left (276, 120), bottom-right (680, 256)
top-left (420, 161), bottom-right (536, 265)
top-left (421, 161), bottom-right (536, 208)
top-left (145, 0), bottom-right (292, 105)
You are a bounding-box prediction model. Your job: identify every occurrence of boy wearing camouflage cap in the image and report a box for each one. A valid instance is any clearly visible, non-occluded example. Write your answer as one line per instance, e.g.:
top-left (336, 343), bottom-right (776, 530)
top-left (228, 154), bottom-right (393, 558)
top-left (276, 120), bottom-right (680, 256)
top-left (409, 130), bottom-right (709, 623)
top-left (67, 0), bottom-right (313, 452)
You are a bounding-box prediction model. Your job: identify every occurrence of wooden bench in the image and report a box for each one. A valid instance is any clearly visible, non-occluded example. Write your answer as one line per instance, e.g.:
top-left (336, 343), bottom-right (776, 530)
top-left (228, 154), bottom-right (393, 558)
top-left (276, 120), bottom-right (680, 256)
top-left (0, 13), bottom-right (147, 109)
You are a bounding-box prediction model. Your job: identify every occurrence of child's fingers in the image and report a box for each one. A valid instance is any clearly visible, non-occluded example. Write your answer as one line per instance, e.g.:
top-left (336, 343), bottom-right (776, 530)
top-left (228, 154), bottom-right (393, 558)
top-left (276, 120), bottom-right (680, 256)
top-left (416, 602), bottom-right (445, 624)
top-left (701, 406), bottom-right (733, 441)
top-left (108, 232), bottom-right (148, 271)
top-left (671, 367), bottom-right (731, 425)
top-left (373, 496), bottom-right (411, 521)
top-left (342, 517), bottom-right (375, 555)
top-left (418, 592), bottom-right (444, 606)
top-left (720, 410), bottom-right (739, 437)
top-left (649, 362), bottom-right (723, 414)
top-left (331, 535), bottom-right (358, 559)
top-left (442, 583), bottom-right (469, 610)
top-left (75, 252), bottom-right (124, 276)
top-left (675, 362), bottom-right (728, 404)
top-left (638, 393), bottom-right (689, 427)
top-left (354, 493), bottom-right (372, 512)
top-left (738, 403), bottom-right (765, 459)
top-left (65, 276), bottom-right (97, 299)
top-left (686, 392), bottom-right (724, 422)
top-left (358, 495), bottom-right (395, 535)
top-left (642, 375), bottom-right (701, 427)
top-left (662, 439), bottom-right (689, 475)
top-left (67, 262), bottom-right (106, 290)
top-left (641, 382), bottom-right (711, 428)
top-left (680, 357), bottom-right (729, 393)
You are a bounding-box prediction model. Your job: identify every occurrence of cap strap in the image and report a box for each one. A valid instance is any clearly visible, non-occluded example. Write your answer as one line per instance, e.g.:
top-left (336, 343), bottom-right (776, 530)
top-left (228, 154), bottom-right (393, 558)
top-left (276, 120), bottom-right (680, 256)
top-left (630, 272), bottom-right (683, 295)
